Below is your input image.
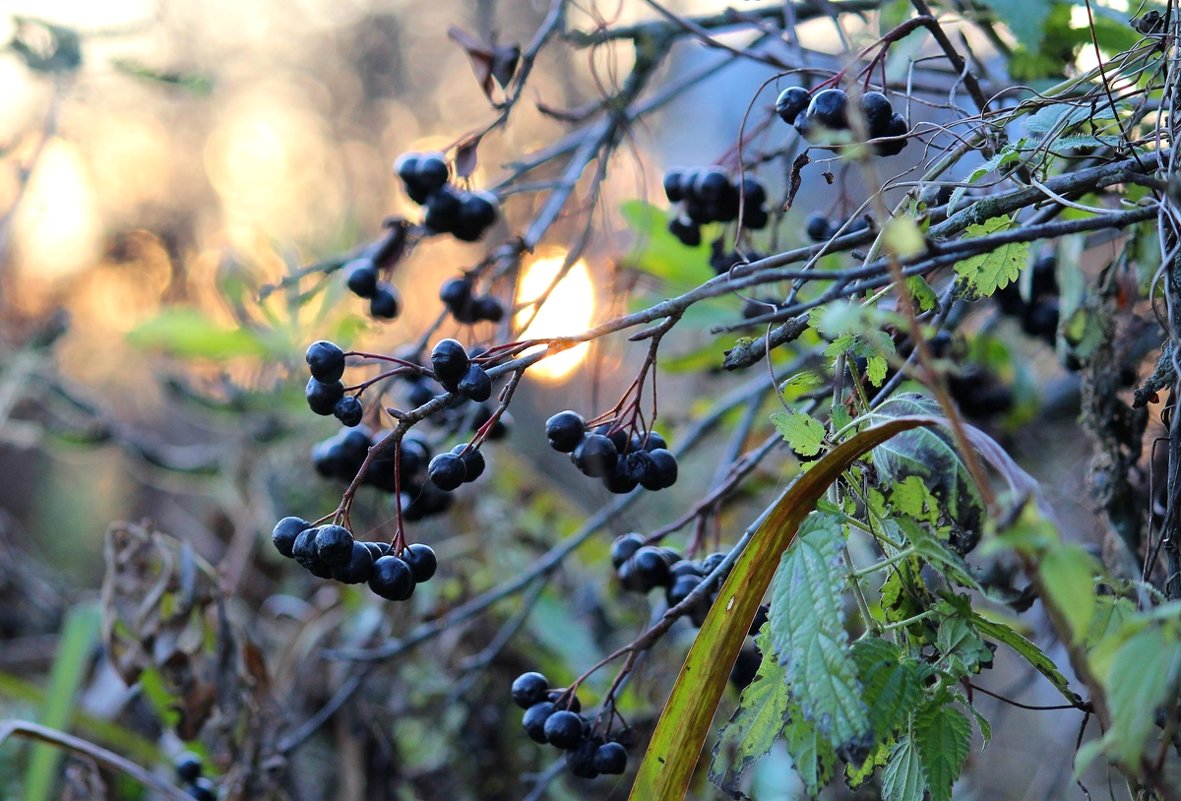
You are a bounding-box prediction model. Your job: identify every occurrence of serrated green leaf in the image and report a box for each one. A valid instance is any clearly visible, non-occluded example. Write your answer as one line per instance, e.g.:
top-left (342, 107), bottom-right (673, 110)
top-left (846, 736), bottom-right (892, 787)
top-left (884, 216), bottom-right (925, 259)
top-left (127, 308), bottom-right (269, 360)
top-left (1085, 595), bottom-right (1136, 647)
top-left (897, 519), bottom-right (981, 591)
top-left (783, 712), bottom-right (836, 797)
top-left (770, 513), bottom-right (869, 746)
top-left (882, 737), bottom-right (925, 801)
top-left (770, 409), bottom-right (827, 457)
top-left (866, 356), bottom-right (888, 387)
top-left (862, 394), bottom-right (984, 535)
top-left (972, 614), bottom-right (1080, 703)
top-left (1038, 545), bottom-right (1100, 643)
top-left (968, 705), bottom-right (992, 748)
top-left (709, 630), bottom-right (790, 794)
top-left (891, 476), bottom-right (940, 525)
top-left (1099, 626), bottom-right (1181, 767)
top-left (851, 638), bottom-right (924, 740)
top-left (954, 216), bottom-right (1028, 297)
top-left (906, 276), bottom-right (938, 312)
top-left (935, 614), bottom-right (994, 677)
top-left (914, 702), bottom-right (971, 801)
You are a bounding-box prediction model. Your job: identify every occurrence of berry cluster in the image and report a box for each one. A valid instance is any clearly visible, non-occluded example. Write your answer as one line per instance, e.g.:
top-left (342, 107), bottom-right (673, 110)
top-left (545, 411), bottom-right (678, 494)
top-left (709, 237), bottom-right (764, 276)
top-left (663, 168), bottom-right (770, 247)
top-left (394, 152), bottom-right (499, 242)
top-left (776, 86), bottom-right (908, 156)
top-left (439, 276), bottom-right (504, 324)
top-left (994, 254), bottom-right (1060, 345)
top-left (304, 340), bottom-right (364, 426)
top-left (431, 337), bottom-right (493, 402)
top-left (341, 256), bottom-right (402, 320)
top-left (174, 751), bottom-right (216, 801)
top-left (512, 672), bottom-right (629, 778)
top-left (609, 534), bottom-right (769, 633)
top-left (271, 516), bottom-right (437, 601)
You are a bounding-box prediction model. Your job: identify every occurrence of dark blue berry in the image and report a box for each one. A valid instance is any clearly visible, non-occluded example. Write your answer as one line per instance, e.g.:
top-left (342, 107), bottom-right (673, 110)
top-left (544, 711), bottom-right (584, 750)
top-left (306, 378), bottom-right (345, 415)
top-left (368, 555), bottom-right (416, 600)
top-left (566, 737), bottom-right (600, 777)
top-left (456, 363), bottom-right (492, 402)
top-left (428, 452), bottom-right (467, 491)
top-left (593, 741), bottom-right (628, 774)
top-left (415, 153), bottom-right (449, 192)
top-left (314, 524), bottom-right (354, 566)
top-left (451, 443), bottom-right (485, 482)
top-left (333, 395), bottom-right (364, 427)
top-left (522, 701), bottom-right (555, 743)
top-left (875, 113), bottom-right (908, 156)
top-left (860, 91), bottom-right (893, 137)
top-left (545, 410), bottom-right (585, 452)
top-left (369, 283), bottom-right (400, 319)
top-left (775, 86), bottom-right (809, 125)
top-left (430, 339), bottom-right (470, 389)
top-left (187, 777), bottom-right (216, 801)
top-left (344, 258), bottom-right (378, 298)
top-left (610, 533), bottom-right (645, 568)
top-left (174, 752), bottom-right (202, 783)
top-left (663, 169), bottom-right (686, 203)
top-left (511, 671), bottom-right (550, 709)
top-left (572, 433), bottom-right (618, 478)
top-left (458, 191), bottom-right (498, 232)
top-left (305, 340), bottom-right (345, 383)
top-left (271, 517), bottom-right (308, 558)
top-left (640, 448), bottom-right (678, 490)
top-left (331, 541), bottom-right (375, 584)
top-left (424, 186), bottom-right (462, 233)
top-left (401, 543), bottom-right (437, 582)
top-left (474, 296), bottom-right (504, 322)
top-left (804, 88), bottom-right (849, 130)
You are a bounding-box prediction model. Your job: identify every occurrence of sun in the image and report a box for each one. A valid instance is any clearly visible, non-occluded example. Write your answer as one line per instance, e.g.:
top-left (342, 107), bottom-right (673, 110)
top-left (514, 254), bottom-right (595, 381)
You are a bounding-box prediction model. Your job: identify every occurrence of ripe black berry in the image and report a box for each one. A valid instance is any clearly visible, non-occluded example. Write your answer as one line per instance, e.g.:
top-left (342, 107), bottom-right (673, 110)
top-left (668, 216), bottom-right (701, 247)
top-left (363, 541), bottom-right (389, 560)
top-left (737, 174), bottom-right (766, 208)
top-left (804, 88), bottom-right (849, 130)
top-left (369, 283), bottom-right (401, 319)
top-left (859, 91), bottom-right (893, 136)
top-left (331, 541), bottom-right (375, 584)
top-left (271, 516), bottom-right (309, 558)
top-left (291, 527), bottom-right (319, 566)
top-left (457, 363), bottom-right (492, 402)
top-left (512, 671), bottom-right (550, 709)
top-left (603, 460), bottom-right (640, 494)
top-left (473, 296), bottom-right (504, 322)
top-left (344, 258), bottom-right (378, 298)
top-left (572, 433), bottom-right (618, 478)
top-left (428, 452), bottom-right (467, 491)
top-left (368, 555), bottom-right (416, 600)
top-left (451, 443), bottom-right (485, 482)
top-left (566, 737), bottom-right (600, 778)
top-left (399, 543), bottom-right (436, 582)
top-left (174, 751), bottom-right (202, 783)
top-left (775, 86), bottom-right (809, 125)
top-left (546, 410), bottom-right (586, 452)
top-left (416, 152), bottom-right (449, 193)
top-left (640, 448), bottom-right (678, 490)
top-left (663, 169), bottom-right (686, 203)
top-left (621, 545), bottom-right (671, 592)
top-left (875, 113), bottom-right (909, 156)
top-left (611, 533), bottom-right (645, 568)
top-left (431, 339), bottom-right (470, 389)
top-left (668, 574), bottom-right (703, 606)
top-left (694, 168), bottom-right (730, 203)
top-left (544, 710), bottom-right (584, 750)
top-left (314, 524), bottom-right (354, 566)
top-left (701, 551), bottom-right (726, 574)
top-left (593, 741), bottom-right (628, 774)
top-left (440, 277), bottom-right (472, 310)
top-left (305, 340), bottom-right (345, 383)
top-left (306, 377), bottom-right (345, 415)
top-left (548, 690), bottom-right (582, 712)
top-left (806, 214), bottom-right (833, 242)
top-left (394, 153), bottom-right (420, 184)
top-left (333, 395), bottom-right (364, 427)
top-left (458, 191), bottom-right (499, 231)
top-left (424, 185), bottom-right (462, 232)
top-left (522, 701), bottom-right (555, 743)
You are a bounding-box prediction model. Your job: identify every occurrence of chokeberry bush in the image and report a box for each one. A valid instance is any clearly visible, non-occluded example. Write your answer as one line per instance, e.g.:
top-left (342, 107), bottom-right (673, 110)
top-left (2, 2), bottom-right (1181, 801)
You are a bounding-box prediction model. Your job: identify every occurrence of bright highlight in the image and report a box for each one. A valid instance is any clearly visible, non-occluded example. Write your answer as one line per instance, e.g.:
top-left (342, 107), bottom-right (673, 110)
top-left (515, 255), bottom-right (595, 381)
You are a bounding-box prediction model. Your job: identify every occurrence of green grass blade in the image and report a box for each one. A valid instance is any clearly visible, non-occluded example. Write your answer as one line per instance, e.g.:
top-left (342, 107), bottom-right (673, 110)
top-left (21, 602), bottom-right (100, 801)
top-left (627, 417), bottom-right (939, 801)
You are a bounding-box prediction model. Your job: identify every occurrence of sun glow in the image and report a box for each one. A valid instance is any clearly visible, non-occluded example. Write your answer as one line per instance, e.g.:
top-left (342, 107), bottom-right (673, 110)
top-left (515, 254), bottom-right (595, 381)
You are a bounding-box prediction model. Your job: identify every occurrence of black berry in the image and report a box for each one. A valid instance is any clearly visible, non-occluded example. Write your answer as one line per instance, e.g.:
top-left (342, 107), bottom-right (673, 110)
top-left (859, 91), bottom-right (893, 136)
top-left (775, 86), bottom-right (809, 125)
top-left (610, 533), bottom-right (645, 568)
top-left (545, 410), bottom-right (586, 452)
top-left (368, 555), bottom-right (416, 600)
top-left (174, 752), bottom-right (202, 783)
top-left (331, 541), bottom-right (375, 584)
top-left (663, 169), bottom-right (686, 203)
top-left (431, 339), bottom-right (470, 389)
top-left (522, 701), bottom-right (555, 743)
top-left (306, 377), bottom-right (345, 415)
top-left (428, 452), bottom-right (467, 491)
top-left (333, 395), bottom-right (364, 427)
top-left (369, 283), bottom-right (401, 319)
top-left (305, 340), bottom-right (345, 383)
top-left (187, 778), bottom-right (216, 801)
top-left (451, 443), bottom-right (485, 482)
top-left (593, 741), bottom-right (628, 774)
top-left (271, 516), bottom-right (308, 558)
top-left (314, 524), bottom-right (354, 566)
top-left (344, 258), bottom-right (378, 298)
top-left (512, 671), bottom-right (550, 709)
top-left (416, 152), bottom-right (449, 193)
top-left (543, 710), bottom-right (584, 750)
top-left (641, 448), bottom-right (678, 490)
top-left (572, 433), bottom-right (618, 478)
top-left (668, 216), bottom-right (701, 247)
top-left (457, 363), bottom-right (492, 402)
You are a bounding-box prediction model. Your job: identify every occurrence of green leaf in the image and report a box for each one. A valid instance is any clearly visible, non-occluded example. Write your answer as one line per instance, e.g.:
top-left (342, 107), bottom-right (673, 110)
top-left (972, 614), bottom-right (1080, 703)
top-left (22, 604), bottom-right (101, 801)
top-left (770, 513), bottom-right (869, 747)
top-left (709, 630), bottom-right (790, 794)
top-left (770, 409), bottom-right (826, 457)
top-left (619, 200), bottom-right (713, 286)
top-left (1038, 545), bottom-right (1100, 643)
top-left (884, 216), bottom-right (925, 259)
top-left (891, 476), bottom-right (940, 525)
top-left (978, 0), bottom-right (1053, 49)
top-left (1099, 626), bottom-right (1181, 766)
top-left (866, 355), bottom-right (888, 387)
top-left (954, 215), bottom-right (1029, 297)
top-left (906, 276), bottom-right (938, 312)
top-left (851, 638), bottom-right (923, 740)
top-left (914, 701), bottom-right (971, 801)
top-left (882, 737), bottom-right (926, 801)
top-left (111, 58), bottom-right (214, 94)
top-left (127, 308), bottom-right (269, 360)
top-left (630, 416), bottom-right (947, 801)
top-left (935, 614), bottom-right (994, 677)
top-left (862, 393), bottom-right (985, 536)
top-left (896, 519), bottom-right (981, 591)
top-left (783, 711), bottom-right (836, 797)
